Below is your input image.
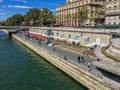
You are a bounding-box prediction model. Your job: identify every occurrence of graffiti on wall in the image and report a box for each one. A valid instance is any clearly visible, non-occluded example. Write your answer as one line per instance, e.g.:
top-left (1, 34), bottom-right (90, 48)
top-left (85, 36), bottom-right (90, 42)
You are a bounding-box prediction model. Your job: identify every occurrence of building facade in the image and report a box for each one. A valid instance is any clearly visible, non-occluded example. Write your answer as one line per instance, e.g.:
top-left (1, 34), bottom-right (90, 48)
top-left (56, 0), bottom-right (105, 27)
top-left (105, 0), bottom-right (120, 25)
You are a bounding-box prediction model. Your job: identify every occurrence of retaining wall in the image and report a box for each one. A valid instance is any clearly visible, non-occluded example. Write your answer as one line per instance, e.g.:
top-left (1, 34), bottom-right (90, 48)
top-left (12, 33), bottom-right (112, 90)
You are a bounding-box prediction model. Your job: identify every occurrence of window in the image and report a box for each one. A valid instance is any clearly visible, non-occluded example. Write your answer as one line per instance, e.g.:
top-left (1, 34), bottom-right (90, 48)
top-left (114, 22), bottom-right (116, 25)
top-left (114, 5), bottom-right (117, 8)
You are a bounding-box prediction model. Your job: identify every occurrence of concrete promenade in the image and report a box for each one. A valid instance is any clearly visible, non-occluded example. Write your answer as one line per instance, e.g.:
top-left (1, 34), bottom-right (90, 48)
top-left (93, 47), bottom-right (120, 89)
top-left (12, 33), bottom-right (120, 90)
top-left (1, 29), bottom-right (120, 90)
top-left (94, 47), bottom-right (120, 75)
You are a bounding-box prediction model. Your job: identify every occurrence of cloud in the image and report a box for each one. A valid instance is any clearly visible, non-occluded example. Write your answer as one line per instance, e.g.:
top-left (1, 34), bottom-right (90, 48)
top-left (0, 10), bottom-right (4, 12)
top-left (0, 0), bottom-right (3, 2)
top-left (0, 12), bottom-right (6, 15)
top-left (0, 15), bottom-right (8, 20)
top-left (8, 5), bottom-right (33, 9)
top-left (36, 2), bottom-right (59, 6)
top-left (11, 0), bottom-right (27, 3)
top-left (0, 10), bottom-right (6, 15)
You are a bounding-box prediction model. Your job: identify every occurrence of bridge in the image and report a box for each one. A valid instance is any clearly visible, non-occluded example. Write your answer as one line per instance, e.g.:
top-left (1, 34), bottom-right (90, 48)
top-left (0, 26), bottom-right (120, 34)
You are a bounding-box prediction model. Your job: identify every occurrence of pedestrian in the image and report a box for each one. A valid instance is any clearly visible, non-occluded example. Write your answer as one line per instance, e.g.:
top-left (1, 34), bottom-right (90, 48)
top-left (86, 52), bottom-right (89, 58)
top-left (39, 39), bottom-right (41, 45)
top-left (87, 62), bottom-right (91, 68)
top-left (97, 58), bottom-right (100, 61)
top-left (78, 55), bottom-right (81, 63)
top-left (64, 55), bottom-right (67, 60)
top-left (81, 56), bottom-right (84, 62)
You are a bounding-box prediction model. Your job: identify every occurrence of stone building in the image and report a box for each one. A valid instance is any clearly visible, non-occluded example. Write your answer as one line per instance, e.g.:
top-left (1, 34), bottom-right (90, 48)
top-left (105, 0), bottom-right (120, 25)
top-left (56, 0), bottom-right (105, 27)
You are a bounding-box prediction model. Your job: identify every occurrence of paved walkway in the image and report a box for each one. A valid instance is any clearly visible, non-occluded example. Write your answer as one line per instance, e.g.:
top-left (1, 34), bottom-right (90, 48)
top-left (93, 47), bottom-right (120, 76)
top-left (93, 47), bottom-right (120, 90)
top-left (18, 35), bottom-right (120, 90)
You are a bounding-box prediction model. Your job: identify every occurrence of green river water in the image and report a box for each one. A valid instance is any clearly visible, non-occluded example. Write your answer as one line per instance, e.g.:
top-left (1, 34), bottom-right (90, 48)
top-left (0, 31), bottom-right (87, 90)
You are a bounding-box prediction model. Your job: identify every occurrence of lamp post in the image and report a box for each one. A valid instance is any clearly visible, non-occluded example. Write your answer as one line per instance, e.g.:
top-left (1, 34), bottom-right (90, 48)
top-left (58, 42), bottom-right (62, 58)
top-left (47, 29), bottom-right (51, 45)
top-left (27, 28), bottom-right (30, 39)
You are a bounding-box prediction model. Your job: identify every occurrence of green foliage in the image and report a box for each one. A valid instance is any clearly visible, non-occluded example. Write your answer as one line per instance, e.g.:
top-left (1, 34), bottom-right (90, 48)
top-left (73, 13), bottom-right (78, 20)
top-left (5, 14), bottom-right (23, 26)
top-left (24, 8), bottom-right (40, 25)
top-left (65, 13), bottom-right (71, 21)
top-left (95, 10), bottom-right (105, 18)
top-left (2, 8), bottom-right (55, 26)
top-left (74, 7), bottom-right (88, 26)
top-left (0, 21), bottom-right (5, 26)
top-left (39, 8), bottom-right (54, 26)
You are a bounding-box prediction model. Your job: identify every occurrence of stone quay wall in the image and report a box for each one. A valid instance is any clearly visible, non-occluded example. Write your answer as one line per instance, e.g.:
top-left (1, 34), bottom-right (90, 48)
top-left (29, 27), bottom-right (112, 46)
top-left (112, 34), bottom-right (120, 49)
top-left (11, 33), bottom-right (112, 90)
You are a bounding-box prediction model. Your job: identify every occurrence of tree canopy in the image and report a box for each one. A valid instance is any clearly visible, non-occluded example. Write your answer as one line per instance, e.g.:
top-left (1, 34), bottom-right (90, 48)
top-left (0, 8), bottom-right (55, 26)
top-left (73, 7), bottom-right (88, 26)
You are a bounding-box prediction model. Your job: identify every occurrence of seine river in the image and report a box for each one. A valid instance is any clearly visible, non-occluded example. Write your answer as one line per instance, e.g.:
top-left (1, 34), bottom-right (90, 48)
top-left (0, 31), bottom-right (87, 90)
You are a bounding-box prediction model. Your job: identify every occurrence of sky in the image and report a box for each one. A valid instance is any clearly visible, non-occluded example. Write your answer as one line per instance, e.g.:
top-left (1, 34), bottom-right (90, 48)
top-left (0, 0), bottom-right (65, 21)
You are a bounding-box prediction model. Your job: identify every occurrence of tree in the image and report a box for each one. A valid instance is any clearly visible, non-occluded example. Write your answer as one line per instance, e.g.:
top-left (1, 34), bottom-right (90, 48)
top-left (39, 8), bottom-right (54, 26)
top-left (65, 12), bottom-right (71, 26)
top-left (0, 21), bottom-right (5, 26)
top-left (73, 13), bottom-right (78, 27)
top-left (24, 8), bottom-right (40, 26)
top-left (95, 10), bottom-right (105, 18)
top-left (2, 8), bottom-right (54, 26)
top-left (95, 9), bottom-right (105, 25)
top-left (76, 7), bottom-right (88, 26)
top-left (0, 21), bottom-right (1, 24)
top-left (5, 14), bottom-right (23, 26)
top-left (11, 14), bottom-right (23, 25)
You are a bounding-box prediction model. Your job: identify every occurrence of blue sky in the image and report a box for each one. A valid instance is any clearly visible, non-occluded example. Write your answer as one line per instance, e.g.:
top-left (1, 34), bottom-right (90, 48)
top-left (0, 0), bottom-right (65, 21)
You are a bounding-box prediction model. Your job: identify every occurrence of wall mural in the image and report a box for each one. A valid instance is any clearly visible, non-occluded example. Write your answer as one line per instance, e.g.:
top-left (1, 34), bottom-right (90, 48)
top-left (75, 35), bottom-right (80, 40)
top-left (85, 36), bottom-right (90, 42)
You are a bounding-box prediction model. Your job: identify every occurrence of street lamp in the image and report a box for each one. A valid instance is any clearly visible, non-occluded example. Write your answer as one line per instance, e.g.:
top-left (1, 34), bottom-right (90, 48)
top-left (47, 29), bottom-right (51, 45)
top-left (58, 42), bottom-right (62, 58)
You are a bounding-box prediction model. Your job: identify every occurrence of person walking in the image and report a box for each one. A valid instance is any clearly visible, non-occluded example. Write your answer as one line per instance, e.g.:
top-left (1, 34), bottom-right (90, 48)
top-left (86, 52), bottom-right (89, 58)
top-left (64, 55), bottom-right (67, 60)
top-left (87, 62), bottom-right (91, 68)
top-left (97, 58), bottom-right (100, 61)
top-left (81, 56), bottom-right (84, 63)
top-left (78, 55), bottom-right (81, 63)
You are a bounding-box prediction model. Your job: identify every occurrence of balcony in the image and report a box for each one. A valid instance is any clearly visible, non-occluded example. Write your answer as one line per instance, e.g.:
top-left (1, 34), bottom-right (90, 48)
top-left (88, 1), bottom-right (104, 6)
top-left (106, 12), bottom-right (120, 16)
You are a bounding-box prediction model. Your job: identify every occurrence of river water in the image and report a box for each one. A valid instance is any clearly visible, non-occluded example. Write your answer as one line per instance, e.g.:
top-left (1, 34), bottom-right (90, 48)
top-left (0, 31), bottom-right (87, 90)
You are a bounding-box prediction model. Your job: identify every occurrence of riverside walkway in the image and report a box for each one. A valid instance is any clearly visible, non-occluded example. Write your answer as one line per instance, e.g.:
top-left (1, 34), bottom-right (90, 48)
top-left (16, 33), bottom-right (120, 90)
